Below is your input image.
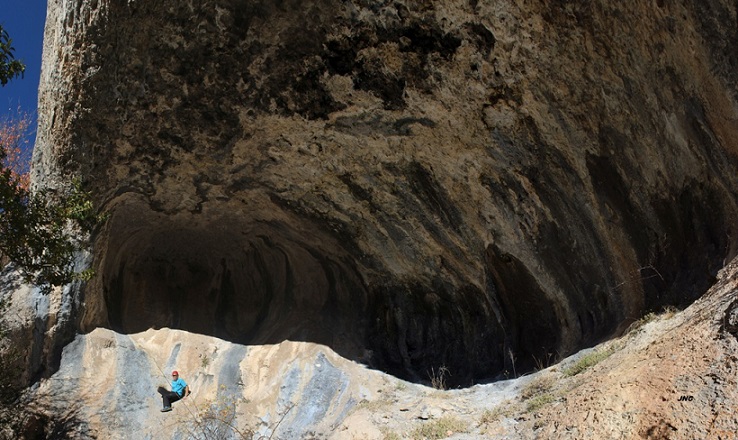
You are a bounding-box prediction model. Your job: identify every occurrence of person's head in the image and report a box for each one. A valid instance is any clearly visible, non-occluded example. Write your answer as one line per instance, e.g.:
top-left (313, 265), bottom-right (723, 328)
top-left (172, 370), bottom-right (179, 379)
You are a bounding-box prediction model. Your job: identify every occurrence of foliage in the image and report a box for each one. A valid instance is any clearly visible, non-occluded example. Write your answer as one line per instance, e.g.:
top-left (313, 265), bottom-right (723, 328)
top-left (201, 354), bottom-right (211, 369)
top-left (479, 408), bottom-right (500, 425)
top-left (411, 416), bottom-right (467, 440)
top-left (0, 26), bottom-right (24, 86)
top-left (0, 25), bottom-right (98, 440)
top-left (520, 374), bottom-right (555, 400)
top-left (0, 112), bottom-right (31, 192)
top-left (521, 374), bottom-right (558, 413)
top-left (0, 174), bottom-right (99, 289)
top-left (0, 27), bottom-right (102, 290)
top-left (477, 403), bottom-right (523, 427)
top-left (189, 390), bottom-right (243, 440)
top-left (181, 389), bottom-right (294, 440)
top-left (562, 348), bottom-right (614, 377)
top-left (525, 393), bottom-right (555, 412)
top-left (532, 351), bottom-right (557, 371)
top-left (428, 366), bottom-right (450, 390)
top-left (626, 305), bottom-right (679, 335)
top-left (0, 114), bottom-right (101, 290)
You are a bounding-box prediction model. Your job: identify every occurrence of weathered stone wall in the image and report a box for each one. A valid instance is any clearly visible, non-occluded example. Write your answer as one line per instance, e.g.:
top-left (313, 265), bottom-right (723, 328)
top-left (32, 0), bottom-right (738, 385)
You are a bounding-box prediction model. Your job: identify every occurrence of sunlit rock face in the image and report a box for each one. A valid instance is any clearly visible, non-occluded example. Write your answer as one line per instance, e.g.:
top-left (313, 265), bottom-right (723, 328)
top-left (31, 0), bottom-right (738, 386)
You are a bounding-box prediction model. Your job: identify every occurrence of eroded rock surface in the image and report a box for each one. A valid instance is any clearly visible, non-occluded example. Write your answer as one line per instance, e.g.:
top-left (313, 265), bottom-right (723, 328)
top-left (24, 257), bottom-right (738, 439)
top-left (31, 328), bottom-right (375, 439)
top-left (30, 0), bottom-right (738, 386)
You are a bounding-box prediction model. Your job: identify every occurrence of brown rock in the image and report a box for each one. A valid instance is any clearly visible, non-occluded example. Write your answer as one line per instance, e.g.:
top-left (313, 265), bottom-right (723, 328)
top-left (28, 0), bottom-right (738, 389)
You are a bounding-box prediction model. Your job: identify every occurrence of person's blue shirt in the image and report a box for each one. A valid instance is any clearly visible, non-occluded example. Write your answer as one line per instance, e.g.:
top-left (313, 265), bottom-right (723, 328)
top-left (171, 378), bottom-right (187, 397)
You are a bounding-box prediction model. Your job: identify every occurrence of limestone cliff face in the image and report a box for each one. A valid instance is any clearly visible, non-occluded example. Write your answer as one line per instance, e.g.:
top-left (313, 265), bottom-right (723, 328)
top-left (32, 0), bottom-right (738, 385)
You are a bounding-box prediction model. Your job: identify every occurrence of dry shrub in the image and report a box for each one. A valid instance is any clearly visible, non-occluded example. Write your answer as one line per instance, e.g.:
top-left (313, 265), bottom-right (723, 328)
top-left (0, 111), bottom-right (32, 192)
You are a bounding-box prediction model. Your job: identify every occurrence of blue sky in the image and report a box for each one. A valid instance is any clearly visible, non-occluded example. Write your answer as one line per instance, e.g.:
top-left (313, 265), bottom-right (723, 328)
top-left (0, 0), bottom-right (48, 151)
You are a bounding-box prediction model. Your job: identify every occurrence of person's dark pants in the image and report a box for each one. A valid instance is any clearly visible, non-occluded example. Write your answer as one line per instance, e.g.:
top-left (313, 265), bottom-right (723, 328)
top-left (157, 386), bottom-right (181, 408)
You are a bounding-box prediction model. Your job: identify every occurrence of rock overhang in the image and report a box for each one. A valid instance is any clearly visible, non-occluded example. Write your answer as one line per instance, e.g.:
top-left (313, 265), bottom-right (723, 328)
top-left (89, 192), bottom-right (371, 353)
top-left (86, 190), bottom-right (514, 387)
top-left (28, 0), bottom-right (738, 388)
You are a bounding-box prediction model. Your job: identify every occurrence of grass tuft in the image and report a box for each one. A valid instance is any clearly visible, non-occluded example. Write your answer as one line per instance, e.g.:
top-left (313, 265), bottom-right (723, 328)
top-left (525, 393), bottom-right (555, 412)
top-left (562, 348), bottom-right (613, 377)
top-left (478, 400), bottom-right (522, 427)
top-left (520, 374), bottom-right (555, 400)
top-left (626, 305), bottom-right (679, 334)
top-left (411, 416), bottom-right (467, 439)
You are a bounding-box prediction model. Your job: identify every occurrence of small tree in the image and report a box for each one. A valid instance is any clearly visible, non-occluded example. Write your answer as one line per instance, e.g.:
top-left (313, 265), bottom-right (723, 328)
top-left (0, 29), bottom-right (99, 289)
top-left (0, 173), bottom-right (97, 288)
top-left (0, 111), bottom-right (99, 288)
top-left (0, 25), bottom-right (24, 86)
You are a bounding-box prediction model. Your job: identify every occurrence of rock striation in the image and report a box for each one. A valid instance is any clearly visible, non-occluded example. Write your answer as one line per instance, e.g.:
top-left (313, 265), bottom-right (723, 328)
top-left (22, 257), bottom-right (738, 439)
top-left (30, 0), bottom-right (738, 386)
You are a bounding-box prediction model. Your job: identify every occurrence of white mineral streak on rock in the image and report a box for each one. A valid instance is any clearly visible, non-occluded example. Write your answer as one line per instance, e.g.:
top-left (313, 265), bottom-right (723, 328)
top-left (35, 328), bottom-right (402, 439)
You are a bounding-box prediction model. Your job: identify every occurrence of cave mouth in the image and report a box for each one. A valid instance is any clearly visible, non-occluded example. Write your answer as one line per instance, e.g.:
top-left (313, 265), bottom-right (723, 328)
top-left (88, 189), bottom-right (734, 388)
top-left (92, 196), bottom-right (515, 388)
top-left (96, 196), bottom-right (372, 363)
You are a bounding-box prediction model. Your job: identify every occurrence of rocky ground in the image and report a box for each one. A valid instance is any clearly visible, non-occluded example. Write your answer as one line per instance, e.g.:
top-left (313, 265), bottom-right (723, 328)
top-left (15, 258), bottom-right (738, 439)
top-left (341, 257), bottom-right (738, 440)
